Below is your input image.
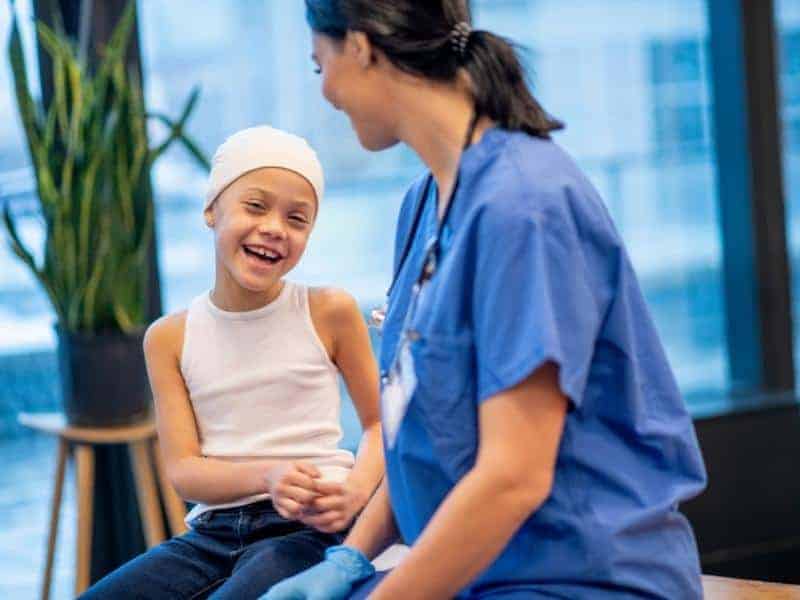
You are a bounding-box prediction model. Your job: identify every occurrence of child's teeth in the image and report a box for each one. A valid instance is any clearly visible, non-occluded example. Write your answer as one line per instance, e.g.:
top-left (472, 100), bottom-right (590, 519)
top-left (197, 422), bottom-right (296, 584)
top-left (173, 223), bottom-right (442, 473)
top-left (245, 245), bottom-right (281, 261)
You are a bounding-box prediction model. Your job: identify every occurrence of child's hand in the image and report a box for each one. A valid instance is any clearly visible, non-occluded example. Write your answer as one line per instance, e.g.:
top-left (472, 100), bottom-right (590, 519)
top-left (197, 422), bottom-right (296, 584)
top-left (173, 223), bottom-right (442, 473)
top-left (266, 461), bottom-right (321, 521)
top-left (300, 480), bottom-right (368, 533)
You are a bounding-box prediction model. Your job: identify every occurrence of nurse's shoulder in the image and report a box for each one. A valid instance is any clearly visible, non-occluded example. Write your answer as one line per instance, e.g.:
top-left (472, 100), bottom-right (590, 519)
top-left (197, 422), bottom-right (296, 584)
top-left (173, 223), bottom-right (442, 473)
top-left (473, 130), bottom-right (622, 247)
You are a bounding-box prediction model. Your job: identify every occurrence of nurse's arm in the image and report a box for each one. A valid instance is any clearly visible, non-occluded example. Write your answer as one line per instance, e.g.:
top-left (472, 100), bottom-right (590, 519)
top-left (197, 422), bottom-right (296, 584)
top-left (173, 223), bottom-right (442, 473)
top-left (369, 361), bottom-right (568, 600)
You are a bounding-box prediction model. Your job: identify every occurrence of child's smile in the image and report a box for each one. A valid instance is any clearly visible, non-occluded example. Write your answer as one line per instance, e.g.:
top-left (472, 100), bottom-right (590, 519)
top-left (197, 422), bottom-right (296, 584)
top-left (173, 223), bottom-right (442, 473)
top-left (242, 243), bottom-right (285, 268)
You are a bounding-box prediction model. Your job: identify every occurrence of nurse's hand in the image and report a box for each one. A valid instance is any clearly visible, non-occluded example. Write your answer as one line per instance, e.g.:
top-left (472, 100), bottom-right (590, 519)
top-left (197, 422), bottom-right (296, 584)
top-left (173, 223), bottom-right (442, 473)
top-left (266, 461), bottom-right (321, 521)
top-left (260, 545), bottom-right (375, 600)
top-left (300, 480), bottom-right (368, 533)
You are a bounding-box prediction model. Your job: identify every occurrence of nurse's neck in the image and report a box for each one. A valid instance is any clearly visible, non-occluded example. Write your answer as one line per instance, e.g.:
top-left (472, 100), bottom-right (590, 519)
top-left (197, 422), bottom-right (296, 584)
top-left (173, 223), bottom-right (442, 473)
top-left (393, 75), bottom-right (494, 219)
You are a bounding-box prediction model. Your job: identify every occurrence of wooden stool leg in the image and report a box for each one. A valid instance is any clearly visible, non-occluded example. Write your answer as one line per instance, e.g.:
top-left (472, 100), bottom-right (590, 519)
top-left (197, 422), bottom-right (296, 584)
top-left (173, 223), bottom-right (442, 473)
top-left (129, 440), bottom-right (166, 547)
top-left (152, 439), bottom-right (187, 536)
top-left (41, 438), bottom-right (68, 600)
top-left (74, 444), bottom-right (94, 596)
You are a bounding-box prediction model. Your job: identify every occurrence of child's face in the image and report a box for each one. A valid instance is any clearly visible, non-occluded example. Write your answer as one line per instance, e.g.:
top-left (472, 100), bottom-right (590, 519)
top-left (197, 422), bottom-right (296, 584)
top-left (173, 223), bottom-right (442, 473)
top-left (205, 167), bottom-right (317, 294)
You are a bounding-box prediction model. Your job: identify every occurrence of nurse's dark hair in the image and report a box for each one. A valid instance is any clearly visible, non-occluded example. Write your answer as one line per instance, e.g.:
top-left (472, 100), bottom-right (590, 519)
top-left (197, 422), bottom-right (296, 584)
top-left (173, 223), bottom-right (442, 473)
top-left (305, 0), bottom-right (563, 138)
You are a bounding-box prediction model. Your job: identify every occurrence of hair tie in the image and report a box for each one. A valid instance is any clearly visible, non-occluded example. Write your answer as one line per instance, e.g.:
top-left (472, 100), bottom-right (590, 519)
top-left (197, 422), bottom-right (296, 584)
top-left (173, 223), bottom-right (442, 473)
top-left (450, 22), bottom-right (472, 61)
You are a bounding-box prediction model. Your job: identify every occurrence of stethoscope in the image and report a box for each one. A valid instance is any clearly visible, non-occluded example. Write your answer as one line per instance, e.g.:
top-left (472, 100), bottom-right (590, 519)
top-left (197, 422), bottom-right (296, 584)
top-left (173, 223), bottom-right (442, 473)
top-left (370, 111), bottom-right (482, 331)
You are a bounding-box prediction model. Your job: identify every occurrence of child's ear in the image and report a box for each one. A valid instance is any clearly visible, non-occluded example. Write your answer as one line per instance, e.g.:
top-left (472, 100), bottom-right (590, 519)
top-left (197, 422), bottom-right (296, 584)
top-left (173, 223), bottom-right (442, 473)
top-left (204, 206), bottom-right (216, 228)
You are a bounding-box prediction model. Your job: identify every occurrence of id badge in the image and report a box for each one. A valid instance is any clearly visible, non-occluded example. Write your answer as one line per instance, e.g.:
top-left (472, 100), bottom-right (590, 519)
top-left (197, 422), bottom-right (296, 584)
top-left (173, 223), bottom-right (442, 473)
top-left (382, 339), bottom-right (417, 448)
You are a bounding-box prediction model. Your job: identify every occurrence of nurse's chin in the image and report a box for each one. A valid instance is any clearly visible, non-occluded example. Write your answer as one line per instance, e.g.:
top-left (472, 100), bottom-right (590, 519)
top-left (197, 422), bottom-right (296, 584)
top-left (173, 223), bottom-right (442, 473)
top-left (353, 127), bottom-right (399, 152)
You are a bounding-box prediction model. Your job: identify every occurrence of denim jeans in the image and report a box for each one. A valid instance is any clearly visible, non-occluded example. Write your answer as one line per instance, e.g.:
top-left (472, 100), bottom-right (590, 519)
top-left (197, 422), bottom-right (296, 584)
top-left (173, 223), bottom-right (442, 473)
top-left (79, 499), bottom-right (345, 600)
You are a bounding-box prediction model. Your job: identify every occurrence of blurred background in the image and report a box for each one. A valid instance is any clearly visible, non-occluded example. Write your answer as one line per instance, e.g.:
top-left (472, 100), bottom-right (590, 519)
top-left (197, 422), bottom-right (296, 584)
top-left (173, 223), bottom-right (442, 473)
top-left (0, 0), bottom-right (798, 597)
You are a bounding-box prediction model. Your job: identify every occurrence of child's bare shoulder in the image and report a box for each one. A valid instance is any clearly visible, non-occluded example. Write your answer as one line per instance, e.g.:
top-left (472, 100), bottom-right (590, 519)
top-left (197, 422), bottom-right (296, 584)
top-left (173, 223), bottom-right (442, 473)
top-left (307, 287), bottom-right (360, 322)
top-left (143, 310), bottom-right (188, 358)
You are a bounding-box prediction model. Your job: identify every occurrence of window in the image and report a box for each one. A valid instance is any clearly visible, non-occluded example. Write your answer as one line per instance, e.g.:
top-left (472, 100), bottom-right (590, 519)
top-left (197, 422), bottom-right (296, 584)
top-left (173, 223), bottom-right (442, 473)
top-left (136, 1), bottom-right (421, 315)
top-left (473, 0), bottom-right (729, 406)
top-left (5, 0), bottom-right (793, 418)
top-left (649, 39), bottom-right (711, 158)
top-left (776, 0), bottom-right (800, 380)
top-left (0, 0), bottom-right (54, 355)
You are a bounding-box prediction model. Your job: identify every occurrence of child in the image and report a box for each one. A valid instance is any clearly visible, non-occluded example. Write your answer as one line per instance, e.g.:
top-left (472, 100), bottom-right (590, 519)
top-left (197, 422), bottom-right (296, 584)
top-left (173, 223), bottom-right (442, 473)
top-left (80, 126), bottom-right (384, 599)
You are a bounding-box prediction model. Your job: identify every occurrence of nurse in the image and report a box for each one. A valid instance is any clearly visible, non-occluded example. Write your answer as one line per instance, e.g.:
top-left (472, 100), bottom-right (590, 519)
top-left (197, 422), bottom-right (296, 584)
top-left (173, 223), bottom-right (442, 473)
top-left (265, 1), bottom-right (707, 598)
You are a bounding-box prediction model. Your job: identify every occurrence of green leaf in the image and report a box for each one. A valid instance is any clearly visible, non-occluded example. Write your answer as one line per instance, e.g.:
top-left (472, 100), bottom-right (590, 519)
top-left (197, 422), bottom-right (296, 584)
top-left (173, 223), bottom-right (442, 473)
top-left (8, 8), bottom-right (44, 168)
top-left (42, 100), bottom-right (58, 157)
top-left (5, 0), bottom-right (206, 334)
top-left (149, 112), bottom-right (210, 172)
top-left (62, 56), bottom-right (86, 197)
top-left (37, 23), bottom-right (70, 140)
top-left (2, 200), bottom-right (66, 323)
top-left (127, 69), bottom-right (149, 183)
top-left (147, 86), bottom-right (202, 164)
top-left (77, 151), bottom-right (103, 285)
top-left (83, 215), bottom-right (112, 331)
top-left (67, 280), bottom-right (88, 330)
top-left (2, 200), bottom-right (39, 274)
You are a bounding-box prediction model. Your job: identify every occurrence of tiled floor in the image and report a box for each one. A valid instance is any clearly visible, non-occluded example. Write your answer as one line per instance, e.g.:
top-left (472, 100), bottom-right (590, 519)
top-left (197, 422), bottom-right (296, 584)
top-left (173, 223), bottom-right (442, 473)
top-left (0, 433), bottom-right (76, 600)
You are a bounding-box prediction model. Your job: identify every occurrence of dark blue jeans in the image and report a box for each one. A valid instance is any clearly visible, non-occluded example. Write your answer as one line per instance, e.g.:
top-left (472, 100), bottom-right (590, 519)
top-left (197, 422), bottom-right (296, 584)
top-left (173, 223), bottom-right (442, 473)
top-left (79, 499), bottom-right (345, 600)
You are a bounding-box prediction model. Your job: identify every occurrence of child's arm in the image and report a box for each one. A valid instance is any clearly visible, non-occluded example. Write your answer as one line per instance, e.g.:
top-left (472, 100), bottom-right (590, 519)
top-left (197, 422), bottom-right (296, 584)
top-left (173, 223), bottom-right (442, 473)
top-left (143, 313), bottom-right (318, 511)
top-left (304, 289), bottom-right (384, 532)
top-left (342, 476), bottom-right (400, 559)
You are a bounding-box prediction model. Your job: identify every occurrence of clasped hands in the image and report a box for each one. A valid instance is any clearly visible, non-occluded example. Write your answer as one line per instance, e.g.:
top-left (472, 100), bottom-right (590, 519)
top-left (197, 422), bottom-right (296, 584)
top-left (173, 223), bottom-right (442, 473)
top-left (266, 462), bottom-right (365, 533)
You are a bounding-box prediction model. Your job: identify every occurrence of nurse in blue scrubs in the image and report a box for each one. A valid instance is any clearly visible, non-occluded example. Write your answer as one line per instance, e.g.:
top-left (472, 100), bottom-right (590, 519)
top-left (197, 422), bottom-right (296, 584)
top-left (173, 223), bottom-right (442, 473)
top-left (264, 1), bottom-right (707, 598)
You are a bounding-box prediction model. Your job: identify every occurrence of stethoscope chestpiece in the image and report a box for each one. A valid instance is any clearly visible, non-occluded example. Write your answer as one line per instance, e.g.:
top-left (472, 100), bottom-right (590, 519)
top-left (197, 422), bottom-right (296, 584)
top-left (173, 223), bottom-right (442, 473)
top-left (369, 303), bottom-right (387, 333)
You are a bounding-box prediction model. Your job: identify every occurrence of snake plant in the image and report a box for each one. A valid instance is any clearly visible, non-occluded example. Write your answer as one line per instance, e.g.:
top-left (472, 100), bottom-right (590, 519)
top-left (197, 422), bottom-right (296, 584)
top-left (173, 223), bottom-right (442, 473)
top-left (2, 1), bottom-right (209, 334)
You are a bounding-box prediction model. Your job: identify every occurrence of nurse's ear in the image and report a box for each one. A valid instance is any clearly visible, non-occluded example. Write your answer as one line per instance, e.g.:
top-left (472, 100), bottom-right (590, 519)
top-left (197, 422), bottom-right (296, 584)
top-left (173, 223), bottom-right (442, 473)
top-left (345, 30), bottom-right (375, 69)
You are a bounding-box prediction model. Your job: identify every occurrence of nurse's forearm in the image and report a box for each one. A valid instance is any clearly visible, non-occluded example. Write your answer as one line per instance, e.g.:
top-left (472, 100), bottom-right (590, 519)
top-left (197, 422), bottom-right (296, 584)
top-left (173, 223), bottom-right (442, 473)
top-left (344, 477), bottom-right (400, 560)
top-left (368, 466), bottom-right (550, 600)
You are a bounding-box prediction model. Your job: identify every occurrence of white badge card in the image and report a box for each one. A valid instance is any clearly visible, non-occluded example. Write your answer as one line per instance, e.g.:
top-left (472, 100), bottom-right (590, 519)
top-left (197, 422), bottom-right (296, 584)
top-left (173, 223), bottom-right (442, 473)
top-left (382, 377), bottom-right (406, 449)
top-left (382, 340), bottom-right (418, 448)
top-left (399, 341), bottom-right (417, 400)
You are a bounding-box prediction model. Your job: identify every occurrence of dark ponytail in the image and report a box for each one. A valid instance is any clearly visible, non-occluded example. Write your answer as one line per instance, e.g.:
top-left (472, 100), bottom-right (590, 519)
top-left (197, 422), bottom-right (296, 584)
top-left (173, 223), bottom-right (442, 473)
top-left (465, 31), bottom-right (562, 137)
top-left (305, 0), bottom-right (563, 138)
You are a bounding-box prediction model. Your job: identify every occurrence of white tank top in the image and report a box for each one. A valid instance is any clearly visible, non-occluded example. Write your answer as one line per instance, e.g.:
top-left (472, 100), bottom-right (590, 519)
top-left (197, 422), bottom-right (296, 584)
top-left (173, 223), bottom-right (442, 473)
top-left (180, 281), bottom-right (354, 522)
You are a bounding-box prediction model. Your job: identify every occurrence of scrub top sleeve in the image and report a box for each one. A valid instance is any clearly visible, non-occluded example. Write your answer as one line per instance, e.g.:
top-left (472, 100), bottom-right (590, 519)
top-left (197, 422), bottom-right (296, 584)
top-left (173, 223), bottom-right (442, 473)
top-left (470, 200), bottom-right (600, 409)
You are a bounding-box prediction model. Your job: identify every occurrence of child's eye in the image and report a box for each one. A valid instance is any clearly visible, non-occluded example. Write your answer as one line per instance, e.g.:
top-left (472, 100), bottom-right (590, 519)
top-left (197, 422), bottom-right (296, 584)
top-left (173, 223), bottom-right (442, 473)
top-left (245, 201), bottom-right (264, 211)
top-left (313, 66), bottom-right (322, 75)
top-left (290, 215), bottom-right (309, 224)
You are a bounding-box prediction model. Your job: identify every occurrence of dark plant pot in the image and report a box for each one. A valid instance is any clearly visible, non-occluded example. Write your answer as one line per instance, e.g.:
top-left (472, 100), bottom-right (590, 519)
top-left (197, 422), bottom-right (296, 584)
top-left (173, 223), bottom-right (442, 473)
top-left (55, 326), bottom-right (151, 427)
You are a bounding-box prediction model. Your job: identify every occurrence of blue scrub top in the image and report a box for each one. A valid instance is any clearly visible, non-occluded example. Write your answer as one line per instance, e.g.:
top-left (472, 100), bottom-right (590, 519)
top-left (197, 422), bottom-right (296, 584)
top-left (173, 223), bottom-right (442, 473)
top-left (379, 128), bottom-right (707, 599)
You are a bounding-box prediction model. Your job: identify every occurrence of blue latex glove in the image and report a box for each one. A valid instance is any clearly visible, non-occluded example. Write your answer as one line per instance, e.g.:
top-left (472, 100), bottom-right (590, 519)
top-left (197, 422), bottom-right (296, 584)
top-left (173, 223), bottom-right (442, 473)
top-left (261, 545), bottom-right (375, 600)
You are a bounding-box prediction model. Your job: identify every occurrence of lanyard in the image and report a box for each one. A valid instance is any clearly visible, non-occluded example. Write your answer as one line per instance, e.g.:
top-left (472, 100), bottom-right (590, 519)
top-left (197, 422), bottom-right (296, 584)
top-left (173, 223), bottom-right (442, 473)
top-left (386, 112), bottom-right (481, 299)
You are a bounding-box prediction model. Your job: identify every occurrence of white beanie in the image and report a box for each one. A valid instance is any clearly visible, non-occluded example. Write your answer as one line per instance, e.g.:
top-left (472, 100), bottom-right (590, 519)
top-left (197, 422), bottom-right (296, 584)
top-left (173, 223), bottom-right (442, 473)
top-left (204, 125), bottom-right (324, 211)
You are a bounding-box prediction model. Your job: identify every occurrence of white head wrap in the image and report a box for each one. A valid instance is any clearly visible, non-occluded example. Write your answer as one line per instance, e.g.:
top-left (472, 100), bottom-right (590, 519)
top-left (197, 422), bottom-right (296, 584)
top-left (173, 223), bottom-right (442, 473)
top-left (204, 125), bottom-right (324, 211)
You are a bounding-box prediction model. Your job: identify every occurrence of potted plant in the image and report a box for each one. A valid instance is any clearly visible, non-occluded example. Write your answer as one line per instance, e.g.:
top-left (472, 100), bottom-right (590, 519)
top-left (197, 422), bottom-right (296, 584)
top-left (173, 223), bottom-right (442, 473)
top-left (3, 2), bottom-right (208, 425)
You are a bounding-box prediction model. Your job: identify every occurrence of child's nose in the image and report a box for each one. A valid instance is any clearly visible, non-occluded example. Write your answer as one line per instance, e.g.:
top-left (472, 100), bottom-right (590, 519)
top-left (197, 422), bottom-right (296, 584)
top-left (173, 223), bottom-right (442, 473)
top-left (257, 214), bottom-right (287, 239)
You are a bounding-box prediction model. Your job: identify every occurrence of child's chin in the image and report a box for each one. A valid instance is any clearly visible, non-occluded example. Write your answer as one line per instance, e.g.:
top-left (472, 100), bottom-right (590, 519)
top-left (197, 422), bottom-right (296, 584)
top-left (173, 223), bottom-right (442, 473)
top-left (236, 273), bottom-right (280, 293)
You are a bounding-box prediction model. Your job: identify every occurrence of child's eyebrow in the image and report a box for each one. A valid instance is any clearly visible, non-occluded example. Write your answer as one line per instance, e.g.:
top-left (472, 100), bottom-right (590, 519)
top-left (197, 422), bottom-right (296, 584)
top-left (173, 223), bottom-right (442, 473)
top-left (288, 199), bottom-right (315, 212)
top-left (243, 188), bottom-right (313, 211)
top-left (243, 187), bottom-right (270, 198)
